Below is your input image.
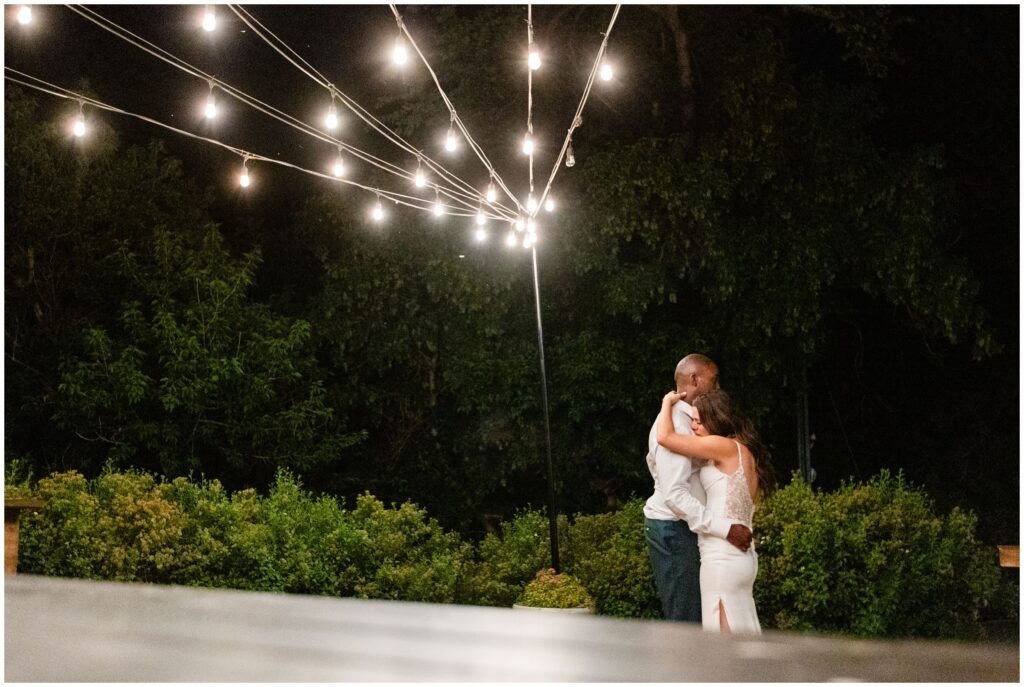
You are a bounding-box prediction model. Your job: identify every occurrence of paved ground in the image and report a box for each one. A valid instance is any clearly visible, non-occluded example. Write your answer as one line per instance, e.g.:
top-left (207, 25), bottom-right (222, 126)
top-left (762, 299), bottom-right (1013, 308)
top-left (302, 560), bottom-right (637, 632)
top-left (5, 575), bottom-right (1018, 681)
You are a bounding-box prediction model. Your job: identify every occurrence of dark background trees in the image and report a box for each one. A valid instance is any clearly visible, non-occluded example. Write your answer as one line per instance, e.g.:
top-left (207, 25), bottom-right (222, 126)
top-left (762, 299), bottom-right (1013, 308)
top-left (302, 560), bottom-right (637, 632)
top-left (5, 5), bottom-right (1017, 541)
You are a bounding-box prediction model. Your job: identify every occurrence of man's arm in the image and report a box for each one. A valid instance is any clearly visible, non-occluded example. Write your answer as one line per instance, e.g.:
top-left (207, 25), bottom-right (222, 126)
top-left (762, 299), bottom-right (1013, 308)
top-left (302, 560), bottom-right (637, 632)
top-left (656, 444), bottom-right (735, 539)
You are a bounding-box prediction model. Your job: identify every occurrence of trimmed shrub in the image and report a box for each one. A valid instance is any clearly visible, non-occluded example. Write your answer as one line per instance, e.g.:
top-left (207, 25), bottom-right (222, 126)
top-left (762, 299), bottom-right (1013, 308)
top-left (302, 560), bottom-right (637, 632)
top-left (754, 470), bottom-right (1000, 639)
top-left (516, 568), bottom-right (593, 609)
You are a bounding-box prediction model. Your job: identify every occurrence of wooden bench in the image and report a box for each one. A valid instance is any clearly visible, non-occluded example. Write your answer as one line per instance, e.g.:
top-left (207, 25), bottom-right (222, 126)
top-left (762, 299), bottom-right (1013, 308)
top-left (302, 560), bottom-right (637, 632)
top-left (4, 497), bottom-right (44, 574)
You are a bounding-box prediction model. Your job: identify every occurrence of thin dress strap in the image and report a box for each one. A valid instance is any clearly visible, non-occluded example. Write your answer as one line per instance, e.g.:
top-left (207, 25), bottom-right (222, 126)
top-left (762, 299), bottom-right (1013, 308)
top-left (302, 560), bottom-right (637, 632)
top-left (735, 440), bottom-right (744, 471)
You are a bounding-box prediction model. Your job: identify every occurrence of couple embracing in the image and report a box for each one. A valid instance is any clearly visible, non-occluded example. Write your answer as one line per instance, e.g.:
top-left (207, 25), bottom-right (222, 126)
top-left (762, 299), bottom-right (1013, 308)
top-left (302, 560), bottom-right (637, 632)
top-left (644, 353), bottom-right (775, 635)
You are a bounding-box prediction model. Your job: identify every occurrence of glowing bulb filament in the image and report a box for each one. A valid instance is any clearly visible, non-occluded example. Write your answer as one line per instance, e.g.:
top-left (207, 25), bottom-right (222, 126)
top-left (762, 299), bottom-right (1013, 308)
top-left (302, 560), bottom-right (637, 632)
top-left (526, 194), bottom-right (537, 212)
top-left (515, 218), bottom-right (525, 232)
top-left (475, 227), bottom-right (488, 242)
top-left (17, 5), bottom-right (32, 25)
top-left (545, 197), bottom-right (555, 212)
top-left (600, 63), bottom-right (613, 81)
top-left (239, 167), bottom-right (250, 188)
top-left (522, 134), bottom-right (534, 156)
top-left (486, 183), bottom-right (496, 203)
top-left (73, 115), bottom-right (86, 138)
top-left (528, 50), bottom-right (541, 71)
top-left (205, 96), bottom-right (216, 120)
top-left (393, 37), bottom-right (407, 65)
top-left (445, 127), bottom-right (457, 152)
top-left (476, 210), bottom-right (486, 226)
top-left (325, 104), bottom-right (338, 130)
top-left (506, 230), bottom-right (519, 247)
top-left (333, 160), bottom-right (345, 177)
top-left (372, 201), bottom-right (384, 222)
top-left (202, 8), bottom-right (215, 32)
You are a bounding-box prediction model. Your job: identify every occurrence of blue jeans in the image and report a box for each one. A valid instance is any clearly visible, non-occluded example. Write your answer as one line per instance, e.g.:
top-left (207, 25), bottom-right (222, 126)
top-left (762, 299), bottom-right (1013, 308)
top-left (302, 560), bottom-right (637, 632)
top-left (645, 517), bottom-right (701, 623)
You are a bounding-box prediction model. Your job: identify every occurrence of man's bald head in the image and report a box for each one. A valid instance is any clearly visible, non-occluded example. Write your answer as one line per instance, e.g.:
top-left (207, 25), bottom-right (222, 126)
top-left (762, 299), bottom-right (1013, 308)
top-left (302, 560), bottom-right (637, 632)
top-left (674, 353), bottom-right (719, 401)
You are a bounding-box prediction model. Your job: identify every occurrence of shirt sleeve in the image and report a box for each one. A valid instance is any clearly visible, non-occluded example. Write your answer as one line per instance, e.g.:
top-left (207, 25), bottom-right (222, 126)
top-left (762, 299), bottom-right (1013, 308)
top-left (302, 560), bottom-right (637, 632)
top-left (650, 407), bottom-right (733, 539)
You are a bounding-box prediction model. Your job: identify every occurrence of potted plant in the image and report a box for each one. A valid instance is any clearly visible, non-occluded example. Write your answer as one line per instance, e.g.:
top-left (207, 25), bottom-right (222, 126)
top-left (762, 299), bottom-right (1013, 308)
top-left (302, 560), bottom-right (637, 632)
top-left (513, 568), bottom-right (595, 614)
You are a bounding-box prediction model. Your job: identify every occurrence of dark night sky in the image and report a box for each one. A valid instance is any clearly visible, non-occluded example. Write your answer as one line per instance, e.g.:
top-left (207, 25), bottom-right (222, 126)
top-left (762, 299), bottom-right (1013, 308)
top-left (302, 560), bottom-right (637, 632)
top-left (4, 4), bottom-right (1020, 538)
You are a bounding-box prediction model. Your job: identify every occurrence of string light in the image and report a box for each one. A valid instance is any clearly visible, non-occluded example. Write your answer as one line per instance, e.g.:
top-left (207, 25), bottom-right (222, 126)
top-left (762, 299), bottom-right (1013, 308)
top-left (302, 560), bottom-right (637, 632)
top-left (239, 158), bottom-right (251, 188)
top-left (414, 157), bottom-right (426, 187)
top-left (565, 141), bottom-right (576, 168)
top-left (544, 197), bottom-right (555, 212)
top-left (526, 194), bottom-right (537, 212)
top-left (599, 63), bottom-right (613, 81)
top-left (506, 229), bottom-right (519, 247)
top-left (16, 5), bottom-right (32, 25)
top-left (522, 133), bottom-right (534, 156)
top-left (475, 227), bottom-right (488, 242)
top-left (325, 90), bottom-right (338, 130)
top-left (486, 180), bottom-right (496, 203)
top-left (523, 233), bottom-right (535, 248)
top-left (515, 217), bottom-right (525, 232)
top-left (72, 101), bottom-right (86, 137)
top-left (528, 49), bottom-right (541, 71)
top-left (371, 192), bottom-right (384, 222)
top-left (393, 35), bottom-right (407, 65)
top-left (204, 82), bottom-right (217, 120)
top-left (202, 6), bottom-right (215, 32)
top-left (332, 146), bottom-right (346, 177)
top-left (445, 118), bottom-right (458, 153)
top-left (433, 188), bottom-right (444, 216)
top-left (476, 204), bottom-right (487, 225)
top-left (527, 218), bottom-right (536, 234)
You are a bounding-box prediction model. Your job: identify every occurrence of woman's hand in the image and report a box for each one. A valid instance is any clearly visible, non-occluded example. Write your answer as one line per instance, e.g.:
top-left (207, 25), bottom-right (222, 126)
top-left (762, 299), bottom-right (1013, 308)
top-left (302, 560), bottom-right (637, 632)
top-left (662, 390), bottom-right (686, 407)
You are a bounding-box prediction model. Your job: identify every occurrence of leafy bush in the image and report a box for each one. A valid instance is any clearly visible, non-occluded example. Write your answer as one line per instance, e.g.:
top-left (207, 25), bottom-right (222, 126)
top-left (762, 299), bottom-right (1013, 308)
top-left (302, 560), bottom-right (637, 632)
top-left (564, 498), bottom-right (661, 618)
top-left (516, 568), bottom-right (593, 609)
top-left (755, 470), bottom-right (1000, 639)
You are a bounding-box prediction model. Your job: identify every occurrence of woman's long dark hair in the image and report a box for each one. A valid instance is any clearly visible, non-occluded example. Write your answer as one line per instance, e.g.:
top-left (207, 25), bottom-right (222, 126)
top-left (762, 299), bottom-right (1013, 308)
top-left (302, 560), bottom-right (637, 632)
top-left (693, 389), bottom-right (776, 499)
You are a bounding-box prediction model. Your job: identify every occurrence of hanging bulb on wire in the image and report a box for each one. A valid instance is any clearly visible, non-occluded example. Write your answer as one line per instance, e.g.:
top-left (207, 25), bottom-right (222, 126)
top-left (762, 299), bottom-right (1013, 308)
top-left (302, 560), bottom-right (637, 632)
top-left (526, 194), bottom-right (537, 213)
top-left (474, 227), bottom-right (488, 242)
top-left (515, 217), bottom-right (525, 232)
top-left (325, 91), bottom-right (338, 130)
top-left (72, 101), bottom-right (86, 138)
top-left (522, 133), bottom-right (534, 156)
top-left (565, 141), bottom-right (576, 168)
top-left (545, 197), bottom-right (555, 212)
top-left (506, 229), bottom-right (519, 247)
top-left (523, 233), bottom-right (535, 249)
top-left (486, 180), bottom-right (496, 203)
top-left (414, 158), bottom-right (426, 187)
top-left (204, 82), bottom-right (217, 120)
top-left (476, 204), bottom-right (487, 226)
top-left (371, 192), bottom-right (384, 222)
top-left (600, 63), bottom-right (614, 81)
top-left (445, 121), bottom-right (458, 153)
top-left (332, 146), bottom-right (346, 177)
top-left (433, 188), bottom-right (444, 217)
top-left (527, 219), bottom-right (536, 234)
top-left (16, 5), bottom-right (31, 25)
top-left (393, 35), bottom-right (408, 65)
top-left (202, 6), bottom-right (216, 32)
top-left (239, 159), bottom-right (251, 188)
top-left (528, 49), bottom-right (541, 71)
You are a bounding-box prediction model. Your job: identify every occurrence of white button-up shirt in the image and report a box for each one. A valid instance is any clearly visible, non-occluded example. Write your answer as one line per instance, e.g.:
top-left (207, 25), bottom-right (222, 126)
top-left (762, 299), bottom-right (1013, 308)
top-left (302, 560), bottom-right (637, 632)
top-left (643, 399), bottom-right (733, 539)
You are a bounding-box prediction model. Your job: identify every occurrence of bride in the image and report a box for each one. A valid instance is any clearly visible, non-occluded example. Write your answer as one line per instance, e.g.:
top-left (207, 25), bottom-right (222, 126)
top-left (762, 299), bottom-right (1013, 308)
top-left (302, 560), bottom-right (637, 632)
top-left (656, 388), bottom-right (775, 635)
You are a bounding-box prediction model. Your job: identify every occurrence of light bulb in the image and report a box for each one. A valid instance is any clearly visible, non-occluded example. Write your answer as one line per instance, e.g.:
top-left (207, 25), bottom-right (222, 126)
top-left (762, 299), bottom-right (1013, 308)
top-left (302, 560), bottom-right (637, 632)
top-left (16, 5), bottom-right (31, 25)
top-left (526, 194), bottom-right (537, 212)
top-left (523, 233), bottom-right (535, 248)
top-left (433, 194), bottom-right (444, 216)
top-left (325, 105), bottom-right (337, 130)
top-left (565, 143), bottom-right (576, 168)
top-left (486, 183), bottom-right (496, 203)
top-left (239, 169), bottom-right (250, 188)
top-left (73, 116), bottom-right (86, 138)
top-left (600, 63), bottom-right (613, 81)
top-left (506, 230), bottom-right (518, 247)
top-left (202, 8), bottom-right (215, 32)
top-left (527, 219), bottom-right (536, 234)
top-left (474, 227), bottom-right (488, 242)
top-left (522, 134), bottom-right (534, 156)
top-left (332, 159), bottom-right (345, 177)
top-left (204, 96), bottom-right (216, 120)
top-left (545, 197), bottom-right (555, 212)
top-left (372, 201), bottom-right (384, 222)
top-left (528, 50), bottom-right (541, 71)
top-left (445, 127), bottom-right (457, 152)
top-left (415, 170), bottom-right (426, 188)
top-left (476, 210), bottom-right (486, 226)
top-left (515, 217), bottom-right (525, 232)
top-left (393, 37), bottom-right (407, 65)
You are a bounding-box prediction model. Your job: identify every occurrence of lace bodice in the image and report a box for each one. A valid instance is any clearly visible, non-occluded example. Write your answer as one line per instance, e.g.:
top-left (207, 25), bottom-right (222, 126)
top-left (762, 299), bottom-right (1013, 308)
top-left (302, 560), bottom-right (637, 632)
top-left (699, 441), bottom-right (756, 530)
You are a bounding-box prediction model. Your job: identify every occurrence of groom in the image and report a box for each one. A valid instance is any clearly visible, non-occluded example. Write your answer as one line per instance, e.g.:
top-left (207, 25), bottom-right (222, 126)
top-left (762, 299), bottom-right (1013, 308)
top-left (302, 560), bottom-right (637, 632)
top-left (643, 353), bottom-right (752, 622)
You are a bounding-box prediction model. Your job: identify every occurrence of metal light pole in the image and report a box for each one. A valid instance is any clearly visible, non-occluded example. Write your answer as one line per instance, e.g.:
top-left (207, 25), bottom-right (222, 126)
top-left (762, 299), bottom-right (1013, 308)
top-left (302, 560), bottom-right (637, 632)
top-left (529, 243), bottom-right (560, 572)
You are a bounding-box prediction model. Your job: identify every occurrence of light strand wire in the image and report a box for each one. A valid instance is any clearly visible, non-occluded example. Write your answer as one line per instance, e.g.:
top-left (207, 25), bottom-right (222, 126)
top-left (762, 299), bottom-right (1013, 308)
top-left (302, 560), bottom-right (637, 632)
top-left (229, 4), bottom-right (520, 218)
top-left (527, 4), bottom-right (535, 200)
top-left (533, 5), bottom-right (621, 217)
top-left (5, 69), bottom-right (498, 219)
top-left (64, 4), bottom-right (510, 219)
top-left (388, 4), bottom-right (523, 215)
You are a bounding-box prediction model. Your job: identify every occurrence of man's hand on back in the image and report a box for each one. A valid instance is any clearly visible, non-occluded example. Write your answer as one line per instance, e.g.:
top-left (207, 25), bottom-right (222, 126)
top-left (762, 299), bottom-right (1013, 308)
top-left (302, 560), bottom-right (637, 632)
top-left (726, 524), bottom-right (752, 552)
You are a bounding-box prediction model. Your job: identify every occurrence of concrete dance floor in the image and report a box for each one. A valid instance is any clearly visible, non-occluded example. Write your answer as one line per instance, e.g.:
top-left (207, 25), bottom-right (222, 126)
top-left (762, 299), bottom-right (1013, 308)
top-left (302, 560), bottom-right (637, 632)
top-left (5, 575), bottom-right (1018, 682)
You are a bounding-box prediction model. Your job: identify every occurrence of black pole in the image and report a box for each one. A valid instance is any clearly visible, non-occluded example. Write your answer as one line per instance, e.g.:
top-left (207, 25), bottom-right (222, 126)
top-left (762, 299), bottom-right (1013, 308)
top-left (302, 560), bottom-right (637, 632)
top-left (529, 243), bottom-right (560, 572)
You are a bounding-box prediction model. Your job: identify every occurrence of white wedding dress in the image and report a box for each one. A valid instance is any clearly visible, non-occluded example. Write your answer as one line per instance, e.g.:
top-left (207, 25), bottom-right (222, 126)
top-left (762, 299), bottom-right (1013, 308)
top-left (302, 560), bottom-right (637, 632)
top-left (697, 441), bottom-right (762, 634)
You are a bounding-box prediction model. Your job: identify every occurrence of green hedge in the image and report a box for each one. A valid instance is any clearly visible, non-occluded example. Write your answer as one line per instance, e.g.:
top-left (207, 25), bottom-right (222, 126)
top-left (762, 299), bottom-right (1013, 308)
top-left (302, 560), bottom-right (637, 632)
top-left (15, 467), bottom-right (1001, 639)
